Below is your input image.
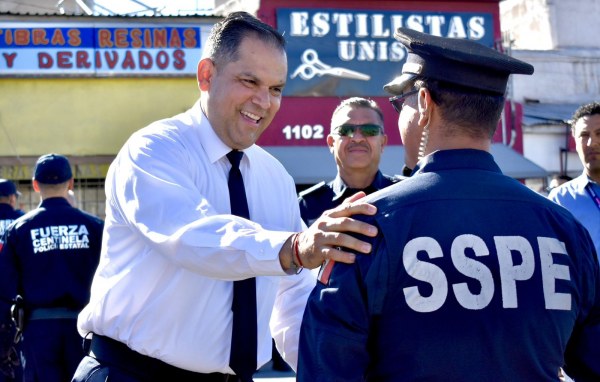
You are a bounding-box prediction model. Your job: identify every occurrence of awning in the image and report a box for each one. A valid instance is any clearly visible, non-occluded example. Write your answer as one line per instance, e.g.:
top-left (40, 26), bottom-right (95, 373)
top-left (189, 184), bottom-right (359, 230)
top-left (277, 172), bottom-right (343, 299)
top-left (264, 143), bottom-right (548, 185)
top-left (521, 103), bottom-right (580, 126)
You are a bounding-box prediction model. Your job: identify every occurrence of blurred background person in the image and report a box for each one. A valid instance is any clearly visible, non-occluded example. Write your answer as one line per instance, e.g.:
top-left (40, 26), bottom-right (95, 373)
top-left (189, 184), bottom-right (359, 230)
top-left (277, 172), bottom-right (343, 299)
top-left (549, 101), bottom-right (600, 258)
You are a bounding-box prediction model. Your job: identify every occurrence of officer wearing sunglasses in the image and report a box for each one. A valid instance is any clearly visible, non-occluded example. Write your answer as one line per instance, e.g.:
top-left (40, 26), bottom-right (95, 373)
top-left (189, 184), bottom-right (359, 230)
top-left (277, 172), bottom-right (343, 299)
top-left (298, 97), bottom-right (403, 226)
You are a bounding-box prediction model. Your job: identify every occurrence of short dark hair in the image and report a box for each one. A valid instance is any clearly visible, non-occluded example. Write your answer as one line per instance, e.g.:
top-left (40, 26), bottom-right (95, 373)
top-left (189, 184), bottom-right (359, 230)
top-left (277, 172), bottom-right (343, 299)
top-left (570, 101), bottom-right (600, 129)
top-left (204, 11), bottom-right (286, 67)
top-left (331, 97), bottom-right (384, 130)
top-left (414, 78), bottom-right (505, 139)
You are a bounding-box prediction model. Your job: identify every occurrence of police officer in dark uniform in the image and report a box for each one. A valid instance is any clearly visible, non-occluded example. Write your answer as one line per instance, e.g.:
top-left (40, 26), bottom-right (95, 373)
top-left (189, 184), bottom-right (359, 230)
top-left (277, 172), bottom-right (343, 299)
top-left (0, 180), bottom-right (23, 382)
top-left (0, 179), bottom-right (24, 251)
top-left (298, 97), bottom-right (402, 226)
top-left (0, 154), bottom-right (103, 382)
top-left (298, 28), bottom-right (600, 381)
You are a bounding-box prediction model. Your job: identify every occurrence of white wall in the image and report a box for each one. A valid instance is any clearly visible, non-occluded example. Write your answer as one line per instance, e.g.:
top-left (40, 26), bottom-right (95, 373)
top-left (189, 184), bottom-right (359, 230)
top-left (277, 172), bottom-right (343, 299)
top-left (500, 0), bottom-right (599, 186)
top-left (500, 0), bottom-right (600, 50)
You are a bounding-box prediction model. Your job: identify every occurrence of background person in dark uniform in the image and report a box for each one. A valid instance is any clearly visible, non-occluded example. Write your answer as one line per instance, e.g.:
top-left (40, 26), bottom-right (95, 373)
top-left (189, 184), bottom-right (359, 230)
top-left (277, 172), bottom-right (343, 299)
top-left (298, 28), bottom-right (600, 381)
top-left (0, 179), bottom-right (24, 251)
top-left (0, 154), bottom-right (104, 382)
top-left (298, 97), bottom-right (402, 226)
top-left (0, 179), bottom-right (23, 382)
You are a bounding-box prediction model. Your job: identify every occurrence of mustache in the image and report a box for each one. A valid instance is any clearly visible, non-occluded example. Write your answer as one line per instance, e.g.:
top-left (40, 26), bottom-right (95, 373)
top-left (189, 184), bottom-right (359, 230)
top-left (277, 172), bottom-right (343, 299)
top-left (347, 143), bottom-right (370, 150)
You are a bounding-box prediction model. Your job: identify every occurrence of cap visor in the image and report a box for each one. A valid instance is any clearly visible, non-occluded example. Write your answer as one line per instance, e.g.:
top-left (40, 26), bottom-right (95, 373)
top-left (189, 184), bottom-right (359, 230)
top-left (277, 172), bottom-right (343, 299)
top-left (383, 73), bottom-right (417, 95)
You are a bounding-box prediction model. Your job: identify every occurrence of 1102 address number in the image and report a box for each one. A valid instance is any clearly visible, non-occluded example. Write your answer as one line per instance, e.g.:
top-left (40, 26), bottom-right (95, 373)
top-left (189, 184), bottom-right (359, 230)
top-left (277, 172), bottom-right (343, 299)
top-left (282, 124), bottom-right (325, 140)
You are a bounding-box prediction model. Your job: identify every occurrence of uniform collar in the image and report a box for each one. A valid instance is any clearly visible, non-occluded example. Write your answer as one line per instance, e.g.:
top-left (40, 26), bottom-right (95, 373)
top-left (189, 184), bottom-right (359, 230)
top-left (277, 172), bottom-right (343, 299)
top-left (413, 149), bottom-right (502, 175)
top-left (0, 203), bottom-right (16, 213)
top-left (331, 170), bottom-right (386, 201)
top-left (39, 197), bottom-right (71, 208)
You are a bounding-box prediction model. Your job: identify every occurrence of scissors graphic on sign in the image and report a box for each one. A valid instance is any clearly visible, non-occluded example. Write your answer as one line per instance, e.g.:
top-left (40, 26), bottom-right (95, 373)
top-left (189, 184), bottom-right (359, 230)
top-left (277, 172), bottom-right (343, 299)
top-left (291, 49), bottom-right (371, 81)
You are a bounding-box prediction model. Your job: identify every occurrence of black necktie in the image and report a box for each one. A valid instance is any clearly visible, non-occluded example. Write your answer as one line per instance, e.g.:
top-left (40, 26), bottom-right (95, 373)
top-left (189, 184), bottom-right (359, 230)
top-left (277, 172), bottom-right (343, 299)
top-left (226, 150), bottom-right (257, 382)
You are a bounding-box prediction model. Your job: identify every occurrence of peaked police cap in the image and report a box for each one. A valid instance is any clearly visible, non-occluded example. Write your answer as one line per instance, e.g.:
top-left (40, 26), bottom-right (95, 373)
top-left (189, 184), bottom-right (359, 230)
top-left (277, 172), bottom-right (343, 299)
top-left (384, 28), bottom-right (534, 96)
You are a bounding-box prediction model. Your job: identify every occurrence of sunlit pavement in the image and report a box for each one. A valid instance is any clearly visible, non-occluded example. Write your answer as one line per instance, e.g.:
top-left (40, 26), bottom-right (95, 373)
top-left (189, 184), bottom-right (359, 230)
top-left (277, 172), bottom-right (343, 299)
top-left (254, 361), bottom-right (296, 381)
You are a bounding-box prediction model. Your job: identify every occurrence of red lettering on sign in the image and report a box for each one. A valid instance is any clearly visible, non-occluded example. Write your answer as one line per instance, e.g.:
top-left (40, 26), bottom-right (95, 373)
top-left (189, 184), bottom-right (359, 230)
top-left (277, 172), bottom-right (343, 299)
top-left (156, 50), bottom-right (169, 69)
top-left (139, 50), bottom-right (152, 69)
top-left (38, 52), bottom-right (53, 68)
top-left (144, 29), bottom-right (152, 48)
top-left (76, 51), bottom-right (91, 68)
top-left (15, 30), bottom-right (30, 45)
top-left (104, 51), bottom-right (119, 69)
top-left (154, 29), bottom-right (167, 48)
top-left (98, 29), bottom-right (112, 48)
top-left (2, 52), bottom-right (17, 68)
top-left (131, 29), bottom-right (142, 48)
top-left (3, 29), bottom-right (13, 45)
top-left (115, 29), bottom-right (128, 48)
top-left (68, 29), bottom-right (81, 47)
top-left (173, 49), bottom-right (185, 70)
top-left (183, 28), bottom-right (197, 48)
top-left (51, 29), bottom-right (66, 46)
top-left (57, 51), bottom-right (73, 68)
top-left (122, 50), bottom-right (135, 69)
top-left (95, 50), bottom-right (101, 68)
top-left (169, 29), bottom-right (181, 48)
top-left (32, 29), bottom-right (49, 45)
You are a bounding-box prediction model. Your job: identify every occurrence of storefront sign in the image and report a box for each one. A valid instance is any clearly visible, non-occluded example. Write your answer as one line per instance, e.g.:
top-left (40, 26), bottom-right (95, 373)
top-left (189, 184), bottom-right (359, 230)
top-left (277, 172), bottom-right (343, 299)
top-left (0, 23), bottom-right (212, 76)
top-left (277, 8), bottom-right (495, 97)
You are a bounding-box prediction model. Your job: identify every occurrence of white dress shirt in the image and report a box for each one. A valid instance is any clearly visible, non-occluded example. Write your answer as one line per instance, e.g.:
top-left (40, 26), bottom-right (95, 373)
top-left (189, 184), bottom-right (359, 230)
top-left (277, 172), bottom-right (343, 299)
top-left (78, 100), bottom-right (316, 373)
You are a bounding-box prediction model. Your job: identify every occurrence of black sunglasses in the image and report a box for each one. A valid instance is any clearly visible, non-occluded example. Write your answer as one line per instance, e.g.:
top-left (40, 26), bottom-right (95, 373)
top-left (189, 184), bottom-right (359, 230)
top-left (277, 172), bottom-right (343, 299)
top-left (333, 124), bottom-right (383, 138)
top-left (389, 89), bottom-right (419, 113)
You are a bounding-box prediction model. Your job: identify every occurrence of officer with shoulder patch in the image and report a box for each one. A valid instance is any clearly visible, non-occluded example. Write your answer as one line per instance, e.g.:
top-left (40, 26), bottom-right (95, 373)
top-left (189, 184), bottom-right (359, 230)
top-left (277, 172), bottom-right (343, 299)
top-left (0, 154), bottom-right (104, 382)
top-left (298, 97), bottom-right (402, 226)
top-left (298, 28), bottom-right (600, 381)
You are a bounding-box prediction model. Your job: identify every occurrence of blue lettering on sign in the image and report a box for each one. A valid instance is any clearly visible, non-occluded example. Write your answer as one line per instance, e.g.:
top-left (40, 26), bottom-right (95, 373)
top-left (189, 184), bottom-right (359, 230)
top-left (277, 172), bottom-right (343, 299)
top-left (277, 8), bottom-right (495, 97)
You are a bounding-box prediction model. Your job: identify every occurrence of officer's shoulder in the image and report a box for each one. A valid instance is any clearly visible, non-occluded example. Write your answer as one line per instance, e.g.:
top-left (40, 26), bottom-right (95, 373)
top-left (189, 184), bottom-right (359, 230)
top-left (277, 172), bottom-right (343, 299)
top-left (298, 181), bottom-right (329, 199)
top-left (78, 210), bottom-right (104, 226)
top-left (385, 174), bottom-right (407, 184)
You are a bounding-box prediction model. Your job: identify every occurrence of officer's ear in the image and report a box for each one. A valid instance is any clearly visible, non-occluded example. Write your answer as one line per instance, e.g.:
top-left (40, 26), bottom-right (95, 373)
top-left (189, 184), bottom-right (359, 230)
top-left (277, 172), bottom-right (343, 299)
top-left (32, 179), bottom-right (41, 193)
top-left (417, 88), bottom-right (433, 126)
top-left (326, 134), bottom-right (335, 153)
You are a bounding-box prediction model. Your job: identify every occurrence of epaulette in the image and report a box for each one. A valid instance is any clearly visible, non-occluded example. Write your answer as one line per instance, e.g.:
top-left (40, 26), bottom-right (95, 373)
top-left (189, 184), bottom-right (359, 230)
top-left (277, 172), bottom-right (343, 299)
top-left (298, 181), bottom-right (327, 198)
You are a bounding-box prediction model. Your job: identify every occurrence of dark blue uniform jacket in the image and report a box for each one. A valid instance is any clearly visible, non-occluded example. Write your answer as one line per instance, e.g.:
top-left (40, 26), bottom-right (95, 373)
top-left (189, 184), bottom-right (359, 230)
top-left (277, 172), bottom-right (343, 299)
top-left (0, 197), bottom-right (104, 318)
top-left (0, 204), bottom-right (24, 251)
top-left (298, 171), bottom-right (401, 226)
top-left (298, 149), bottom-right (600, 382)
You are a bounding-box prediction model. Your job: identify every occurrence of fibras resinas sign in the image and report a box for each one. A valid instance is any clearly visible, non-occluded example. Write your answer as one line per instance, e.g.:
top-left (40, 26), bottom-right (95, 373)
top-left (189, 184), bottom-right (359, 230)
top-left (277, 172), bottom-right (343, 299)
top-left (0, 23), bottom-right (212, 76)
top-left (277, 8), bottom-right (495, 97)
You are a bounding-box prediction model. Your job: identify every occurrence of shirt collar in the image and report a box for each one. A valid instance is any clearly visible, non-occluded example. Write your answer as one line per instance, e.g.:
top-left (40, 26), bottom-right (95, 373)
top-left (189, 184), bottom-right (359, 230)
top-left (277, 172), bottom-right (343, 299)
top-left (572, 172), bottom-right (595, 192)
top-left (331, 170), bottom-right (386, 201)
top-left (191, 100), bottom-right (258, 166)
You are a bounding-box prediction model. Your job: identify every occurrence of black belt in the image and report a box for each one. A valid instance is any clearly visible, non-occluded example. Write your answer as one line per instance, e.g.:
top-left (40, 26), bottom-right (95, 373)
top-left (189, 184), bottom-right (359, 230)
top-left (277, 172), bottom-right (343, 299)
top-left (89, 334), bottom-right (242, 382)
top-left (29, 308), bottom-right (79, 320)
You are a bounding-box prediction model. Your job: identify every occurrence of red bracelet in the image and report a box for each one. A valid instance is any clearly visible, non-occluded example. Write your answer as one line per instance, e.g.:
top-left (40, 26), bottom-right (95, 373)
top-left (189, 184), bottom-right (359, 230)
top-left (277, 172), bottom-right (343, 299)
top-left (293, 232), bottom-right (304, 268)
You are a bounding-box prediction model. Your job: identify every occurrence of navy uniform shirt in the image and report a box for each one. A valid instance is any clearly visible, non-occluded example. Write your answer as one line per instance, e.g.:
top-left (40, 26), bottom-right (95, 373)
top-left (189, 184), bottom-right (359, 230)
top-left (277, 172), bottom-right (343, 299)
top-left (0, 197), bottom-right (104, 316)
top-left (298, 149), bottom-right (600, 382)
top-left (298, 170), bottom-right (401, 226)
top-left (0, 203), bottom-right (24, 251)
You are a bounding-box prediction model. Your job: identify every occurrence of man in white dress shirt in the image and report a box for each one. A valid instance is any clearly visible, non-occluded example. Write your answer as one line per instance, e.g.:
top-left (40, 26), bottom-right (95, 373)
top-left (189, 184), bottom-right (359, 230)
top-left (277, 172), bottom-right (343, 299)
top-left (71, 11), bottom-right (377, 382)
